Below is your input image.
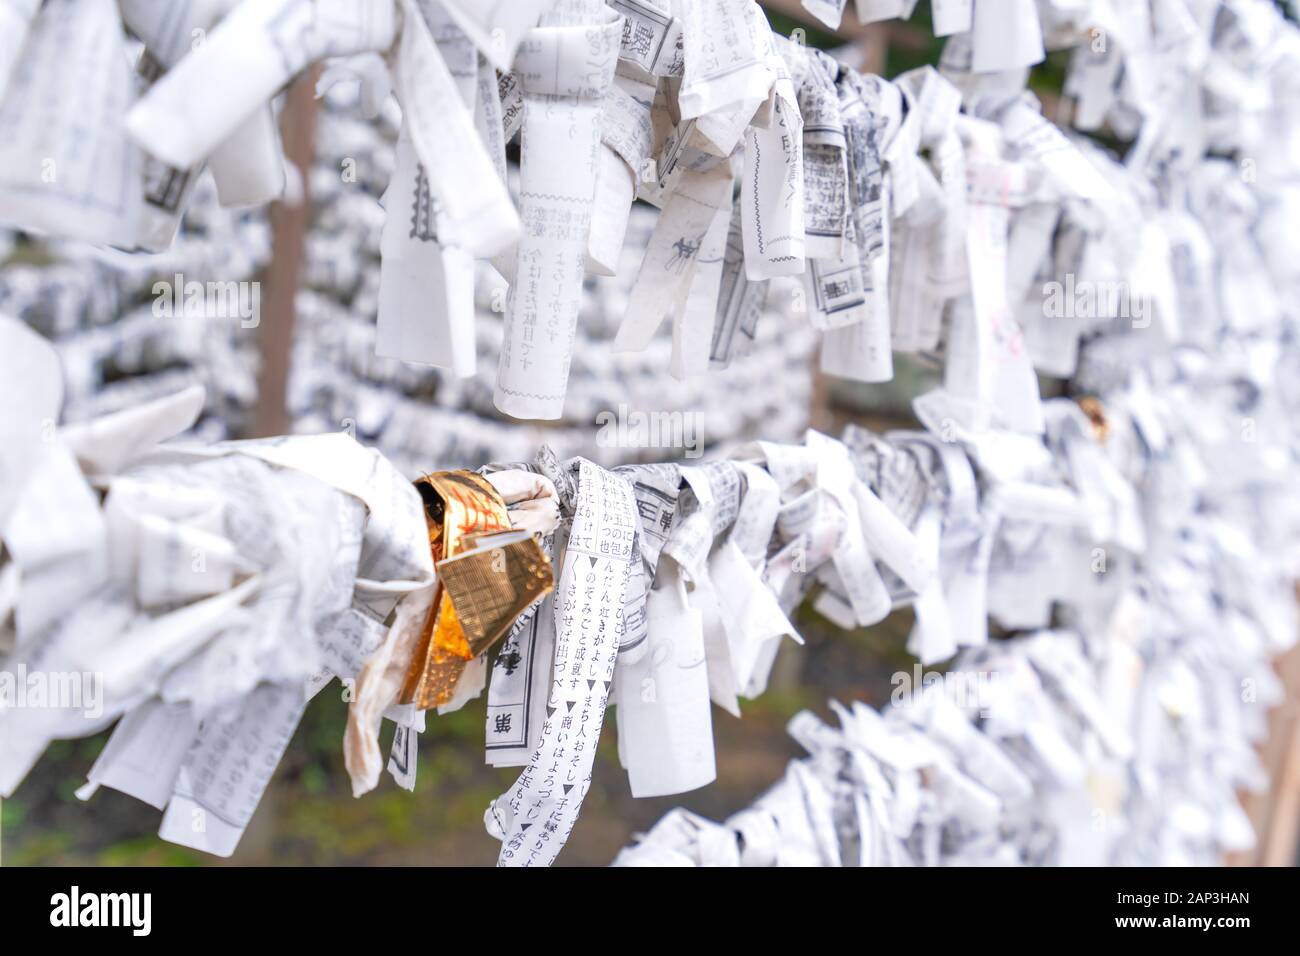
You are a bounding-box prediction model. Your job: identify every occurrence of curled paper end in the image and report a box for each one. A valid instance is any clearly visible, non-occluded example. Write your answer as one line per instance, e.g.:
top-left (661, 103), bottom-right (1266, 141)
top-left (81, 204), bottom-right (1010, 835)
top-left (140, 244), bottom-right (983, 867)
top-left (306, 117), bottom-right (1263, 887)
top-left (492, 391), bottom-right (565, 422)
top-left (125, 97), bottom-right (197, 173)
top-left (61, 383), bottom-right (207, 476)
top-left (209, 108), bottom-right (287, 208)
top-left (483, 800), bottom-right (507, 841)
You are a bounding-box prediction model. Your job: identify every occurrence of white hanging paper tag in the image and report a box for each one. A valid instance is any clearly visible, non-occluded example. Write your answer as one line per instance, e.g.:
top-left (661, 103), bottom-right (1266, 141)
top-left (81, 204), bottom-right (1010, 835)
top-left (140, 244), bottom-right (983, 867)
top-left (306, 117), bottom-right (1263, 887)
top-left (158, 683), bottom-right (309, 858)
top-left (818, 239), bottom-right (893, 381)
top-left (615, 560), bottom-right (717, 796)
top-left (741, 72), bottom-right (806, 279)
top-left (796, 49), bottom-right (849, 259)
top-left (806, 431), bottom-right (891, 626)
top-left (673, 184), bottom-right (734, 379)
top-left (957, 120), bottom-right (1044, 434)
top-left (674, 0), bottom-right (772, 135)
top-left (730, 460), bottom-right (781, 564)
top-left (710, 201), bottom-right (771, 368)
top-left (375, 123), bottom-right (477, 376)
top-left (665, 462), bottom-right (742, 583)
top-left (493, 5), bottom-right (622, 419)
top-left (0, 0), bottom-right (143, 246)
top-left (395, 0), bottom-right (520, 258)
top-left (610, 0), bottom-right (684, 76)
top-left (799, 0), bottom-right (848, 31)
top-left (709, 540), bottom-right (799, 698)
top-left (970, 0), bottom-right (1045, 73)
top-left (931, 0), bottom-right (972, 37)
top-left (77, 699), bottom-right (197, 810)
top-left (587, 78), bottom-right (655, 275)
top-left (122, 1), bottom-right (284, 246)
top-left (485, 590), bottom-right (557, 767)
top-left (613, 164), bottom-right (732, 354)
top-left (387, 724), bottom-right (419, 791)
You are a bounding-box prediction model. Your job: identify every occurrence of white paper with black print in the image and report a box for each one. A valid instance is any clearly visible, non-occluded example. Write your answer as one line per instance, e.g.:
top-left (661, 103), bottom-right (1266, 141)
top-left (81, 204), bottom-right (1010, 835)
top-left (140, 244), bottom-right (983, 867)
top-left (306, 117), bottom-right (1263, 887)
top-left (611, 461), bottom-right (682, 662)
top-left (481, 449), bottom-right (573, 768)
top-left (493, 1), bottom-right (623, 419)
top-left (485, 459), bottom-right (637, 865)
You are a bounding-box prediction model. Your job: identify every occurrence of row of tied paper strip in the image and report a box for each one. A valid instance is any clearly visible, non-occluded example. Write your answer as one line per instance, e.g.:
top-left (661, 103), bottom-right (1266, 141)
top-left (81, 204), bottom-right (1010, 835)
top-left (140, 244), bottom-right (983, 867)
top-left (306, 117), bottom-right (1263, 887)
top-left (7, 0), bottom-right (1287, 426)
top-left (615, 373), bottom-right (1300, 867)
top-left (4, 228), bottom-right (1299, 868)
top-left (613, 622), bottom-right (1284, 867)
top-left (610, 316), bottom-right (1300, 863)
top-left (3, 0), bottom-right (1300, 864)
top-left (0, 0), bottom-right (883, 424)
top-left (603, 286), bottom-right (1300, 866)
top-left (0, 86), bottom-right (813, 471)
top-left (0, 305), bottom-right (931, 865)
top-left (604, 0), bottom-right (1300, 860)
top-left (293, 98), bottom-right (817, 470)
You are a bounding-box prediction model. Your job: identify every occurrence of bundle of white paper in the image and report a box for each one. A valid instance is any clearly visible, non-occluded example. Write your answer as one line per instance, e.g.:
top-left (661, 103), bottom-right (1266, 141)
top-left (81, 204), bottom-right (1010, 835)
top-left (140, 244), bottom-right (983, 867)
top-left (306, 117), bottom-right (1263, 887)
top-left (0, 317), bottom-right (435, 857)
top-left (291, 106), bottom-right (817, 470)
top-left (4, 0), bottom-right (1300, 870)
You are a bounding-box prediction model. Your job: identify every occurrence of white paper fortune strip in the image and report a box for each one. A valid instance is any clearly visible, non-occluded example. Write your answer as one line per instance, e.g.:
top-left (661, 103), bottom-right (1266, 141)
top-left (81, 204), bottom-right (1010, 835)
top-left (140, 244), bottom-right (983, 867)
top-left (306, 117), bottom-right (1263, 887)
top-left (493, 1), bottom-right (623, 419)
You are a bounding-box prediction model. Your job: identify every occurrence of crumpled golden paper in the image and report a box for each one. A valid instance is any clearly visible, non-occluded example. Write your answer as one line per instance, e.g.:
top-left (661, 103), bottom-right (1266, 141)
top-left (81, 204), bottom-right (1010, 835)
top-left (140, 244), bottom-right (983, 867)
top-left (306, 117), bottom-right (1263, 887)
top-left (440, 529), bottom-right (553, 658)
top-left (399, 471), bottom-right (553, 709)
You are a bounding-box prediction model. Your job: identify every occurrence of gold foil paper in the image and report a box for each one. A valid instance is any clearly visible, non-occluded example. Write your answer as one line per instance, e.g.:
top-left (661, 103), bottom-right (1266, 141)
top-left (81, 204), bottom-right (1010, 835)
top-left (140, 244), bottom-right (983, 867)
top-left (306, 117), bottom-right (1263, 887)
top-left (438, 530), bottom-right (554, 658)
top-left (400, 471), bottom-right (511, 709)
top-left (1077, 396), bottom-right (1109, 443)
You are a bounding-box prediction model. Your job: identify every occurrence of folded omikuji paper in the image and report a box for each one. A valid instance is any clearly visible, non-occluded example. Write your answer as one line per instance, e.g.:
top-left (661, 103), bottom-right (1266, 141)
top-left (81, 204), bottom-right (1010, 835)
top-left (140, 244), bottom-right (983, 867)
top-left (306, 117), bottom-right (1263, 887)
top-left (6, 266), bottom-right (1298, 866)
top-left (0, 0), bottom-right (1269, 427)
top-left (4, 0), bottom-right (1300, 870)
